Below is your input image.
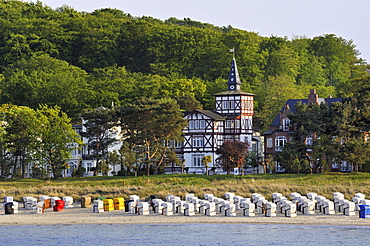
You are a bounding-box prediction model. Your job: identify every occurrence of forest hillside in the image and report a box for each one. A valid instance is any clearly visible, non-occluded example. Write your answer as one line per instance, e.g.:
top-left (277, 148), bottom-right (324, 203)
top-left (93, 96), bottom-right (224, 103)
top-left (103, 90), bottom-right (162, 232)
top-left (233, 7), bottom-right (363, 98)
top-left (0, 0), bottom-right (368, 130)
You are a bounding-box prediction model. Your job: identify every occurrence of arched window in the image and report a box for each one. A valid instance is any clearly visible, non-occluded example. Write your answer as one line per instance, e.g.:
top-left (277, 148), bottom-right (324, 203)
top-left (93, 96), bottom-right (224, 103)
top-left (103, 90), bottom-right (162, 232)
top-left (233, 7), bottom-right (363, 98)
top-left (275, 136), bottom-right (287, 151)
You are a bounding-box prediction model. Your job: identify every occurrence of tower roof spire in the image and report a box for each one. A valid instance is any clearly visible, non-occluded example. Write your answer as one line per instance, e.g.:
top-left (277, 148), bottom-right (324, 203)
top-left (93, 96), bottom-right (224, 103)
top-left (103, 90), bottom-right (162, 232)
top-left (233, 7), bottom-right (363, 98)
top-left (226, 55), bottom-right (242, 91)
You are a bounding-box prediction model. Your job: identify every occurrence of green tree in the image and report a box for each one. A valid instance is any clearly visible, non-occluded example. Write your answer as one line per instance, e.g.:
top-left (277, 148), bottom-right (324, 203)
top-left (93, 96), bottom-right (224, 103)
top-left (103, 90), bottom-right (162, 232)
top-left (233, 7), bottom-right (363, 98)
top-left (244, 151), bottom-right (264, 173)
top-left (117, 97), bottom-right (187, 175)
top-left (32, 105), bottom-right (83, 178)
top-left (216, 140), bottom-right (249, 174)
top-left (201, 155), bottom-right (212, 175)
top-left (0, 52), bottom-right (92, 117)
top-left (79, 107), bottom-right (118, 175)
top-left (0, 104), bottom-right (39, 178)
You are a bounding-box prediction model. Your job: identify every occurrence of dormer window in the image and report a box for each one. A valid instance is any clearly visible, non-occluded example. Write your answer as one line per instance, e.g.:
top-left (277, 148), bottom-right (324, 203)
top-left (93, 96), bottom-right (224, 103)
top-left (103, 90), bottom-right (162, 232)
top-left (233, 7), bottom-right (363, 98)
top-left (282, 118), bottom-right (290, 131)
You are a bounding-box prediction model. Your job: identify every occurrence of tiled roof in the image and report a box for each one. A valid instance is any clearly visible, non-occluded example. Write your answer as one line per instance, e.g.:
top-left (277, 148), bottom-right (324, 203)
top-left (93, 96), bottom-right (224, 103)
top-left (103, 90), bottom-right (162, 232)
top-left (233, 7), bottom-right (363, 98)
top-left (184, 109), bottom-right (226, 121)
top-left (270, 97), bottom-right (343, 127)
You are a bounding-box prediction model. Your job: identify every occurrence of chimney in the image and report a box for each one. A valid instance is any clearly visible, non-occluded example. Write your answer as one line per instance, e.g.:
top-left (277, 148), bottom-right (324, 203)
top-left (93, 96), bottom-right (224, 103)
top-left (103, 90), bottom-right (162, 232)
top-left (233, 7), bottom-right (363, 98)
top-left (308, 89), bottom-right (318, 105)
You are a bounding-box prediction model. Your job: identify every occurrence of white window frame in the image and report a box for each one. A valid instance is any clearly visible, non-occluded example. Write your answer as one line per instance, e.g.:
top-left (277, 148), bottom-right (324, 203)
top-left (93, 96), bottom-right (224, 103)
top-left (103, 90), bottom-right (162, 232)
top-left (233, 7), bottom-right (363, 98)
top-left (195, 120), bottom-right (199, 129)
top-left (86, 162), bottom-right (92, 171)
top-left (275, 136), bottom-right (287, 151)
top-left (230, 101), bottom-right (235, 109)
top-left (235, 119), bottom-right (240, 128)
top-left (192, 154), bottom-right (204, 167)
top-left (282, 118), bottom-right (290, 131)
top-left (193, 137), bottom-right (204, 147)
top-left (267, 138), bottom-right (273, 148)
top-left (200, 120), bottom-right (205, 129)
top-left (226, 120), bottom-right (231, 129)
top-left (189, 120), bottom-right (194, 129)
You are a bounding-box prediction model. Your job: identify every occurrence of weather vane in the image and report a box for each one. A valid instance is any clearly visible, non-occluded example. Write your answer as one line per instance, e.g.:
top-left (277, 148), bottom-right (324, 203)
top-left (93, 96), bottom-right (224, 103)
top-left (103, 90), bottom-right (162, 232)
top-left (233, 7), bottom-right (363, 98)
top-left (229, 48), bottom-right (235, 59)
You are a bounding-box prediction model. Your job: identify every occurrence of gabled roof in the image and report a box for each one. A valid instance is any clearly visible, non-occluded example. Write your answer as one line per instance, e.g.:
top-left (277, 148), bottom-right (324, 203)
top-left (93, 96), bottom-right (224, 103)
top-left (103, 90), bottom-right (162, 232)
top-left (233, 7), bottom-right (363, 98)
top-left (270, 97), bottom-right (343, 127)
top-left (183, 109), bottom-right (226, 121)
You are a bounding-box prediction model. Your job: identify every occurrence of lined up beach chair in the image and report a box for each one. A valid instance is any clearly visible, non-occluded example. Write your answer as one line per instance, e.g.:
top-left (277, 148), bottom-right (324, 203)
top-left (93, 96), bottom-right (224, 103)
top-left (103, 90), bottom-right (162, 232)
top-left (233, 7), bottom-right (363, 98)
top-left (276, 196), bottom-right (288, 213)
top-left (170, 196), bottom-right (181, 213)
top-left (190, 197), bottom-right (201, 212)
top-left (302, 200), bottom-right (315, 215)
top-left (219, 200), bottom-right (230, 215)
top-left (51, 197), bottom-right (61, 207)
top-left (359, 204), bottom-right (370, 218)
top-left (233, 196), bottom-right (244, 210)
top-left (81, 195), bottom-right (92, 208)
top-left (352, 193), bottom-right (365, 211)
top-left (103, 199), bottom-right (114, 211)
top-left (162, 202), bottom-right (173, 216)
top-left (152, 199), bottom-right (164, 213)
top-left (185, 193), bottom-right (195, 202)
top-left (38, 195), bottom-right (50, 202)
top-left (62, 196), bottom-right (74, 208)
top-left (332, 192), bottom-right (344, 211)
top-left (323, 200), bottom-right (335, 215)
top-left (265, 202), bottom-right (277, 217)
top-left (25, 197), bottom-right (37, 210)
top-left (128, 201), bottom-right (137, 214)
top-left (290, 192), bottom-right (301, 204)
top-left (338, 199), bottom-right (349, 213)
top-left (204, 193), bottom-right (214, 201)
top-left (4, 196), bottom-right (13, 204)
top-left (295, 196), bottom-right (308, 212)
top-left (213, 198), bottom-right (224, 213)
top-left (175, 200), bottom-right (186, 214)
top-left (4, 202), bottom-right (15, 214)
top-left (199, 200), bottom-right (209, 214)
top-left (224, 203), bottom-right (236, 217)
top-left (23, 196), bottom-right (33, 208)
top-left (137, 202), bottom-right (149, 215)
top-left (306, 192), bottom-right (318, 201)
top-left (257, 198), bottom-right (267, 214)
top-left (241, 201), bottom-right (255, 217)
top-left (165, 195), bottom-right (174, 202)
top-left (343, 201), bottom-right (356, 216)
top-left (113, 197), bottom-right (125, 210)
top-left (184, 202), bottom-right (195, 216)
top-left (284, 201), bottom-right (297, 217)
top-left (205, 202), bottom-right (216, 216)
top-left (315, 196), bottom-right (326, 211)
top-left (271, 193), bottom-right (282, 203)
top-left (251, 193), bottom-right (263, 204)
top-left (37, 202), bottom-right (45, 214)
top-left (43, 199), bottom-right (51, 209)
top-left (224, 193), bottom-right (235, 203)
top-left (93, 200), bottom-right (104, 213)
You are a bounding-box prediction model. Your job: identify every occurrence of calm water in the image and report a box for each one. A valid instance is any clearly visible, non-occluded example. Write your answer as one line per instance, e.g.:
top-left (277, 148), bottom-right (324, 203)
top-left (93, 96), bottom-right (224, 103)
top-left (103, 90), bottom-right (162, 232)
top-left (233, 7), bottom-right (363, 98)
top-left (0, 223), bottom-right (369, 246)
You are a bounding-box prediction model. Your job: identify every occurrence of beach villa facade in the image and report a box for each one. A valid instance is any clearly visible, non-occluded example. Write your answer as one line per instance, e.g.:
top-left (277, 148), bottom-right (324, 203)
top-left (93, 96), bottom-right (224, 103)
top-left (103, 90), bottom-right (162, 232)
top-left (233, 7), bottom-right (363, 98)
top-left (168, 58), bottom-right (263, 174)
top-left (263, 89), bottom-right (349, 173)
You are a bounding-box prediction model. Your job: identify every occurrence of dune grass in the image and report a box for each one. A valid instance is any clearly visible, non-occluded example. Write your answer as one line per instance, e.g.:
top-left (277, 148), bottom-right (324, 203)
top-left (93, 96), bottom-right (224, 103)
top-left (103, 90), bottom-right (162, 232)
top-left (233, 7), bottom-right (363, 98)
top-left (1, 173), bottom-right (370, 202)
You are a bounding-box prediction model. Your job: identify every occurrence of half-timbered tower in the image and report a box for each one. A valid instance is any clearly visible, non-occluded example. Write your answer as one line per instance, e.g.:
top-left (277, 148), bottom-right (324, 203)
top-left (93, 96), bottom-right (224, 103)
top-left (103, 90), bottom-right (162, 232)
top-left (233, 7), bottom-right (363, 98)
top-left (172, 58), bottom-right (255, 174)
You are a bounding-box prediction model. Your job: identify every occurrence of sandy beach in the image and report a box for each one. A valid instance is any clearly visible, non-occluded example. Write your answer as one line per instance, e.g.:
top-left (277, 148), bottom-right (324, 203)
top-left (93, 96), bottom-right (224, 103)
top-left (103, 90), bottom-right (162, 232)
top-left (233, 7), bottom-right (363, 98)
top-left (1, 203), bottom-right (370, 227)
